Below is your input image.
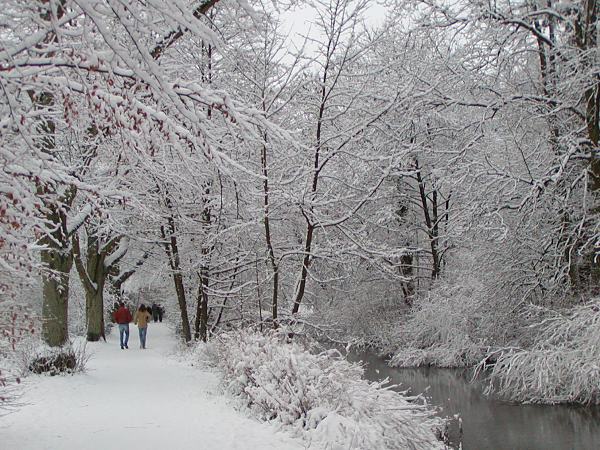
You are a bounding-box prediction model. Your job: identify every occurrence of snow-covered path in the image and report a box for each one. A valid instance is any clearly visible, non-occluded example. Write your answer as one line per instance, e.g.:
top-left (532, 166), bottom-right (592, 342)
top-left (1, 323), bottom-right (306, 450)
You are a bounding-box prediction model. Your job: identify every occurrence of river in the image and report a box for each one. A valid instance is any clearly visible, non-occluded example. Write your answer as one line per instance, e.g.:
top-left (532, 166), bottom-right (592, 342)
top-left (347, 351), bottom-right (600, 450)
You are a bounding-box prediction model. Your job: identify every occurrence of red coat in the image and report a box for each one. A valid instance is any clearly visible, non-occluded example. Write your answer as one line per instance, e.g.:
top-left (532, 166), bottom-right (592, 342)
top-left (113, 306), bottom-right (132, 324)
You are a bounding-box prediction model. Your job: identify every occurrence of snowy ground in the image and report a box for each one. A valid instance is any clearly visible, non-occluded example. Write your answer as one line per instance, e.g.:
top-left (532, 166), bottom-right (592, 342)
top-left (1, 323), bottom-right (308, 450)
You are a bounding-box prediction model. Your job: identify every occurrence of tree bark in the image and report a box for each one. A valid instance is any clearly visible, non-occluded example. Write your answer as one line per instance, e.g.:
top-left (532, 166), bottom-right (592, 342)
top-left (38, 182), bottom-right (77, 346)
top-left (415, 159), bottom-right (441, 279)
top-left (41, 245), bottom-right (73, 347)
top-left (197, 270), bottom-right (209, 342)
top-left (260, 135), bottom-right (279, 326)
top-left (194, 279), bottom-right (202, 339)
top-left (161, 210), bottom-right (192, 343)
top-left (399, 252), bottom-right (415, 305)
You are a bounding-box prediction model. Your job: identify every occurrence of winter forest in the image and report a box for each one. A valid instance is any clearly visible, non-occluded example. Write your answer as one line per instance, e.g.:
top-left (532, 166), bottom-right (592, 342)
top-left (1, 0), bottom-right (600, 449)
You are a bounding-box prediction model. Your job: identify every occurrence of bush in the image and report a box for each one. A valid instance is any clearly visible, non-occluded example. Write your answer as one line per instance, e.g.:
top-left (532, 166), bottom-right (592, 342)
top-left (215, 329), bottom-right (445, 449)
top-left (478, 299), bottom-right (600, 404)
top-left (27, 342), bottom-right (89, 376)
top-left (389, 275), bottom-right (490, 368)
top-left (1, 303), bottom-right (36, 413)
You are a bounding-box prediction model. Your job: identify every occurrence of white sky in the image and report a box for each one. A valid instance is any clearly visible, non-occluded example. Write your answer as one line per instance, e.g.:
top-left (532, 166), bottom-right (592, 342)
top-left (280, 2), bottom-right (389, 54)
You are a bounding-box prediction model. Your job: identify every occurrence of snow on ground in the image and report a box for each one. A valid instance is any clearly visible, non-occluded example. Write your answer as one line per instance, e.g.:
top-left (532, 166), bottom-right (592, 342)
top-left (0, 323), bottom-right (308, 450)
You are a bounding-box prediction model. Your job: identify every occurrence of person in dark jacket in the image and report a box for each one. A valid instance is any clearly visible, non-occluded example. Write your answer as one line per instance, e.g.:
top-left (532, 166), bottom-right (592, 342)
top-left (151, 303), bottom-right (159, 322)
top-left (113, 302), bottom-right (132, 350)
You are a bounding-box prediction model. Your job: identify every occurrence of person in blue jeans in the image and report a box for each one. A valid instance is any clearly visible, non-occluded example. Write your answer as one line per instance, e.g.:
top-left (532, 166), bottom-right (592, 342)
top-left (134, 304), bottom-right (152, 349)
top-left (112, 302), bottom-right (132, 349)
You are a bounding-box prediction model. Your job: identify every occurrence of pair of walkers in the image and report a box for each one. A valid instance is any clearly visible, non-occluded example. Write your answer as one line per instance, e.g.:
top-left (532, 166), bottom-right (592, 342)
top-left (113, 302), bottom-right (153, 349)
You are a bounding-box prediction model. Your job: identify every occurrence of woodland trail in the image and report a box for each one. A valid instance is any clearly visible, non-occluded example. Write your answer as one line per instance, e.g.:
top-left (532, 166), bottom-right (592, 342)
top-left (1, 322), bottom-right (306, 450)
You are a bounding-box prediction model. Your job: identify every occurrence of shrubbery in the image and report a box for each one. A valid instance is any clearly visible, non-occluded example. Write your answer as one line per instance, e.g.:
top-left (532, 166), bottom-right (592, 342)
top-left (478, 300), bottom-right (600, 404)
top-left (212, 329), bottom-right (445, 449)
top-left (388, 275), bottom-right (491, 368)
top-left (1, 303), bottom-right (36, 413)
top-left (25, 341), bottom-right (89, 376)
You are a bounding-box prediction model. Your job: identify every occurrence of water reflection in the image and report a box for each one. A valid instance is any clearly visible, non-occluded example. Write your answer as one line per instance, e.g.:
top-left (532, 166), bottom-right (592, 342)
top-left (348, 351), bottom-right (600, 450)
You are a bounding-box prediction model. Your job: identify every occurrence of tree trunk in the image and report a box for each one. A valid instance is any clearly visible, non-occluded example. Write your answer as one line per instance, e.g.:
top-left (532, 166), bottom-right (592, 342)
top-left (34, 98), bottom-right (75, 347)
top-left (292, 224), bottom-right (315, 315)
top-left (161, 193), bottom-right (192, 343)
top-left (38, 187), bottom-right (76, 347)
top-left (194, 280), bottom-right (202, 340)
top-left (85, 234), bottom-right (104, 341)
top-left (193, 272), bottom-right (209, 341)
top-left (399, 252), bottom-right (415, 305)
top-left (198, 270), bottom-right (209, 342)
top-left (260, 135), bottom-right (279, 326)
top-left (415, 159), bottom-right (441, 279)
top-left (73, 231), bottom-right (117, 342)
top-left (85, 286), bottom-right (104, 342)
top-left (41, 247), bottom-right (73, 347)
top-left (173, 270), bottom-right (192, 342)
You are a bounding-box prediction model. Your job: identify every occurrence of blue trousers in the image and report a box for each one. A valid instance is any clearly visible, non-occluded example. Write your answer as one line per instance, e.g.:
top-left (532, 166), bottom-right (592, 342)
top-left (138, 326), bottom-right (148, 348)
top-left (118, 324), bottom-right (129, 348)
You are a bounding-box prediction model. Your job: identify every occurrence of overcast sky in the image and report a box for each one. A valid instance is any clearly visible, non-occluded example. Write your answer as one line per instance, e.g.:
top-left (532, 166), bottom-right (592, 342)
top-left (280, 2), bottom-right (389, 54)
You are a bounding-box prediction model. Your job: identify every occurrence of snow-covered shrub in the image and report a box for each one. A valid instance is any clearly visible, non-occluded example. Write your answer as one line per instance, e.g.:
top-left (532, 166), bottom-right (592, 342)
top-left (310, 297), bottom-right (407, 354)
top-left (389, 275), bottom-right (490, 368)
top-left (25, 340), bottom-right (89, 376)
top-left (0, 303), bottom-right (36, 412)
top-left (216, 329), bottom-right (445, 449)
top-left (479, 300), bottom-right (600, 404)
top-left (188, 340), bottom-right (219, 368)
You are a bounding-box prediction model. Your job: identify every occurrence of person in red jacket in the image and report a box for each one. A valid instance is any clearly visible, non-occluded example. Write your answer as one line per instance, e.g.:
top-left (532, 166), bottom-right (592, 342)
top-left (113, 302), bottom-right (132, 349)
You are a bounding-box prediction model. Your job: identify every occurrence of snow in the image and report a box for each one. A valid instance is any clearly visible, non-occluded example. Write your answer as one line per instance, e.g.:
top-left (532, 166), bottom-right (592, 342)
top-left (66, 204), bottom-right (92, 235)
top-left (0, 323), bottom-right (307, 450)
top-left (103, 237), bottom-right (129, 268)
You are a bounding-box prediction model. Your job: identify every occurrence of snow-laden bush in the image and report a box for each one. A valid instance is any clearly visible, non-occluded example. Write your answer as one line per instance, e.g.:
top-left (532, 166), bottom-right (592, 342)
top-left (1, 303), bottom-right (36, 413)
top-left (186, 339), bottom-right (219, 368)
top-left (478, 300), bottom-right (600, 404)
top-left (216, 329), bottom-right (445, 449)
top-left (309, 297), bottom-right (408, 354)
top-left (389, 275), bottom-right (491, 368)
top-left (20, 339), bottom-right (89, 377)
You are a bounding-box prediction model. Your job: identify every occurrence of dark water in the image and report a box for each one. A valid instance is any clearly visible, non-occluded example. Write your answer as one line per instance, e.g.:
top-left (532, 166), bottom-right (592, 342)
top-left (347, 351), bottom-right (600, 450)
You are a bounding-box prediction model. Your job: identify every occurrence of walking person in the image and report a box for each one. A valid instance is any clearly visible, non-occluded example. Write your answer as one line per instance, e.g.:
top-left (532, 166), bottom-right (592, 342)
top-left (151, 303), bottom-right (159, 322)
top-left (134, 304), bottom-right (152, 349)
top-left (113, 302), bottom-right (132, 350)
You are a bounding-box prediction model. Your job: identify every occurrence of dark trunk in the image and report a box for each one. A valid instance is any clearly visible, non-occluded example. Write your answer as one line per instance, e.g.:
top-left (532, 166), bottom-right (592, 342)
top-left (161, 212), bottom-right (192, 343)
top-left (194, 280), bottom-right (202, 340)
top-left (172, 270), bottom-right (192, 342)
top-left (41, 245), bottom-right (73, 347)
top-left (198, 270), bottom-right (209, 342)
top-left (260, 135), bottom-right (279, 326)
top-left (85, 287), bottom-right (104, 341)
top-left (38, 187), bottom-right (76, 347)
top-left (415, 159), bottom-right (441, 279)
top-left (193, 268), bottom-right (209, 342)
top-left (399, 252), bottom-right (415, 305)
top-left (292, 224), bottom-right (315, 315)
